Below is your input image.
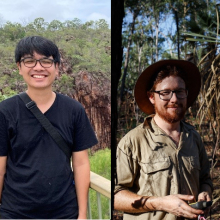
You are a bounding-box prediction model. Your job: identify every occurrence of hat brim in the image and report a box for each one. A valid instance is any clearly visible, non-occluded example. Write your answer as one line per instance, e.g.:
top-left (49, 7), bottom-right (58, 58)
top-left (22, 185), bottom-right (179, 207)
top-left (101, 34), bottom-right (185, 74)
top-left (134, 60), bottom-right (201, 115)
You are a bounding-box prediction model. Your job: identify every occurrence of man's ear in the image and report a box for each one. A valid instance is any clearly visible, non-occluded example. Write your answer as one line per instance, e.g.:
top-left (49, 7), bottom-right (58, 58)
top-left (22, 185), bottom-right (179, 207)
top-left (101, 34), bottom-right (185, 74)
top-left (147, 91), bottom-right (155, 104)
top-left (17, 62), bottom-right (22, 75)
top-left (55, 63), bottom-right (60, 77)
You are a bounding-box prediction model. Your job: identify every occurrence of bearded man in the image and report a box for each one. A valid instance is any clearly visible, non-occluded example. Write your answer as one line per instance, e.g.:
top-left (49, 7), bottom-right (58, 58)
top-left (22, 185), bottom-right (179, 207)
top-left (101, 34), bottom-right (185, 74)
top-left (114, 60), bottom-right (213, 220)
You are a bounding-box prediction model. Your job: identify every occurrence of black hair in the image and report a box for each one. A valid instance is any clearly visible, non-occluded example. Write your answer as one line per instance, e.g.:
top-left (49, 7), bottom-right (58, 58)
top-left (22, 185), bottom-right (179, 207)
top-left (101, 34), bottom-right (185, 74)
top-left (15, 36), bottom-right (60, 64)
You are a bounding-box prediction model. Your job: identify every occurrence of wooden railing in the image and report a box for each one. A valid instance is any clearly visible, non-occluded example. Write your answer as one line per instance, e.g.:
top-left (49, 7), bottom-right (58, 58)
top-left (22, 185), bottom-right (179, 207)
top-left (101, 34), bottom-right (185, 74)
top-left (87, 171), bottom-right (111, 219)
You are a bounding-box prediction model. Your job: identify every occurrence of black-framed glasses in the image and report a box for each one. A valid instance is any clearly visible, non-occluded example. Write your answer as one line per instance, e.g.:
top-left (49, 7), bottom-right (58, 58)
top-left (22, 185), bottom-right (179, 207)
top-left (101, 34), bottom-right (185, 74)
top-left (151, 89), bottom-right (188, 101)
top-left (20, 57), bottom-right (55, 68)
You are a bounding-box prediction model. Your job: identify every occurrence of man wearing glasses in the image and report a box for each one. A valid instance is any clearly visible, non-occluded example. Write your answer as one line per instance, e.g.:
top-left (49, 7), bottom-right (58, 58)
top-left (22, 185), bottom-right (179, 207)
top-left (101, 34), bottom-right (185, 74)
top-left (0, 36), bottom-right (98, 218)
top-left (114, 60), bottom-right (213, 220)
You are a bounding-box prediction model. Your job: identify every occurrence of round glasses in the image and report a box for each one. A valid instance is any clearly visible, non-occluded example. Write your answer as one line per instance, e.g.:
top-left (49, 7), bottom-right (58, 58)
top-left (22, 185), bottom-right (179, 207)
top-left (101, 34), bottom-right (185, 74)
top-left (152, 89), bottom-right (188, 101)
top-left (20, 57), bottom-right (55, 68)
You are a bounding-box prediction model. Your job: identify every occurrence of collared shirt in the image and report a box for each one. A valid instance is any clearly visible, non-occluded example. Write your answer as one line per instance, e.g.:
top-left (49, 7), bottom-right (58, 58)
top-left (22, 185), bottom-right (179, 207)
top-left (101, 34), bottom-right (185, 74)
top-left (114, 116), bottom-right (213, 220)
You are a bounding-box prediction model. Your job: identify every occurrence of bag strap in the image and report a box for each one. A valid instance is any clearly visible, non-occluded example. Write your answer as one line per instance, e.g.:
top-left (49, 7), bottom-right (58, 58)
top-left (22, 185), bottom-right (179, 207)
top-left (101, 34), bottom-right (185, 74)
top-left (18, 92), bottom-right (72, 159)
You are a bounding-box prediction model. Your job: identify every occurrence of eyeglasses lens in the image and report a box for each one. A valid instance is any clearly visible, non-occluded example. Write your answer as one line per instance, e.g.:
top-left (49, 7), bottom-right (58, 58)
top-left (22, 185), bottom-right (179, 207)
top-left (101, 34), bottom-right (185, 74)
top-left (23, 58), bottom-right (53, 68)
top-left (159, 90), bottom-right (188, 100)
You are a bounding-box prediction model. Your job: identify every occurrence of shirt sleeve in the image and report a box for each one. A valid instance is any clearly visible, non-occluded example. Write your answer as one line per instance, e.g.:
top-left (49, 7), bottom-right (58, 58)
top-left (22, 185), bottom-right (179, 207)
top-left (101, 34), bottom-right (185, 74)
top-left (114, 136), bottom-right (138, 194)
top-left (0, 111), bottom-right (9, 156)
top-left (72, 106), bottom-right (98, 152)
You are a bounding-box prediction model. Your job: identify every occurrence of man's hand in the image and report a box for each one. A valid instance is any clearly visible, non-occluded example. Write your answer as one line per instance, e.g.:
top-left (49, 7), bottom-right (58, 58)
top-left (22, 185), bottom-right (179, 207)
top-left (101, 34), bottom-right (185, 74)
top-left (150, 194), bottom-right (204, 219)
top-left (198, 183), bottom-right (213, 217)
top-left (198, 191), bottom-right (211, 202)
top-left (198, 191), bottom-right (212, 217)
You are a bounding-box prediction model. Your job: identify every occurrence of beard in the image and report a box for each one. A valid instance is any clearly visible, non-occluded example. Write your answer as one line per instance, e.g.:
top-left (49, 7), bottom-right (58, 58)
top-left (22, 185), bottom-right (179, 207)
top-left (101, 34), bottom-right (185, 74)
top-left (154, 103), bottom-right (187, 124)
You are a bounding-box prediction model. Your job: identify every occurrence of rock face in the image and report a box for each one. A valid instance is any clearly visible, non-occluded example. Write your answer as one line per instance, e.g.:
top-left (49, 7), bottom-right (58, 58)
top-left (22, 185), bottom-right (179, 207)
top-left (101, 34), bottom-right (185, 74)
top-left (57, 53), bottom-right (111, 152)
top-left (72, 71), bottom-right (111, 152)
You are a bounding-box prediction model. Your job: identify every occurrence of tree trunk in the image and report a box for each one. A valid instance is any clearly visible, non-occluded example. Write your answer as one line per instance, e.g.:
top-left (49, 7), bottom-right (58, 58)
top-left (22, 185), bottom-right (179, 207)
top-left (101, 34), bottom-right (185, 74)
top-left (155, 16), bottom-right (159, 61)
top-left (138, 44), bottom-right (143, 75)
top-left (151, 29), bottom-right (154, 63)
top-left (153, 3), bottom-right (160, 62)
top-left (120, 11), bottom-right (137, 101)
top-left (174, 10), bottom-right (180, 59)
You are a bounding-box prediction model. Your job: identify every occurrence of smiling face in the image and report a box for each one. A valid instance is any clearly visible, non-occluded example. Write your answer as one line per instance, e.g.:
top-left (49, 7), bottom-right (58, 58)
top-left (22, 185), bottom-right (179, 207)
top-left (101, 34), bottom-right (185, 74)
top-left (149, 76), bottom-right (187, 124)
top-left (17, 52), bottom-right (59, 91)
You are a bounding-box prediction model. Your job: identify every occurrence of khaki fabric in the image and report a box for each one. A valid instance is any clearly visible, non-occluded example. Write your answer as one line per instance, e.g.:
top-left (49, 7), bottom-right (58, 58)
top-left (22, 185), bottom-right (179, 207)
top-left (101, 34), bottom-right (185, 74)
top-left (115, 115), bottom-right (213, 220)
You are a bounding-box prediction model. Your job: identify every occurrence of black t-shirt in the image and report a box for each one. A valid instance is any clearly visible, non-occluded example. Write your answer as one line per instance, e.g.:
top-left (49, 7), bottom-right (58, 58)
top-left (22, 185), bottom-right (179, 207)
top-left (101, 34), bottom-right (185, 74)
top-left (0, 93), bottom-right (98, 218)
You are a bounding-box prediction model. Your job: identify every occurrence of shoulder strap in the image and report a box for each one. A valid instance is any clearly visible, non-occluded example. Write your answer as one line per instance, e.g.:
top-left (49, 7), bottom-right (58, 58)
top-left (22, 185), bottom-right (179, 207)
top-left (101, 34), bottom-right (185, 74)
top-left (18, 92), bottom-right (72, 159)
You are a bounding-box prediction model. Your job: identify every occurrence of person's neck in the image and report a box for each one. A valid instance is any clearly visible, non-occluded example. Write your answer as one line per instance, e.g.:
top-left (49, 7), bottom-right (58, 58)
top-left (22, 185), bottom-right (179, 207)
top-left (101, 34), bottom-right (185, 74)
top-left (153, 114), bottom-right (181, 135)
top-left (26, 87), bottom-right (55, 106)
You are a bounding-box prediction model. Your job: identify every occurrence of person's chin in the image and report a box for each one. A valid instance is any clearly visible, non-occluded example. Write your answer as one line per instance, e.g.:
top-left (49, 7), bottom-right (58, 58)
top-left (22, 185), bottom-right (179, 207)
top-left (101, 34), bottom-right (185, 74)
top-left (164, 110), bottom-right (182, 121)
top-left (165, 116), bottom-right (180, 124)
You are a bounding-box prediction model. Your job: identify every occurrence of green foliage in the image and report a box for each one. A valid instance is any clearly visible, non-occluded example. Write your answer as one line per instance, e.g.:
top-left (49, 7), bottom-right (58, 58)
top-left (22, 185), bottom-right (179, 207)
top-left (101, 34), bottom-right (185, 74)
top-left (53, 74), bottom-right (75, 95)
top-left (48, 20), bottom-right (63, 31)
top-left (89, 148), bottom-right (111, 219)
top-left (94, 19), bottom-right (109, 29)
top-left (89, 148), bottom-right (111, 180)
top-left (0, 94), bottom-right (10, 102)
top-left (1, 22), bottom-right (25, 41)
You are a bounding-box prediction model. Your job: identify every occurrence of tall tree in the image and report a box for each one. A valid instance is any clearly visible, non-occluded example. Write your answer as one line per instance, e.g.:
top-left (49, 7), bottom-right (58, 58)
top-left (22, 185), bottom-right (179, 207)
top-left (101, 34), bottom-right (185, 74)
top-left (120, 0), bottom-right (142, 102)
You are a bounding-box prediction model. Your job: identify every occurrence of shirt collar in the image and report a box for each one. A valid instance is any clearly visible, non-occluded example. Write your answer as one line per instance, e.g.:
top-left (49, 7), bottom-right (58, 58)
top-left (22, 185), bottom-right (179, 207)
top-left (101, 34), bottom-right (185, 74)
top-left (142, 114), bottom-right (165, 136)
top-left (142, 114), bottom-right (193, 132)
top-left (142, 114), bottom-right (194, 150)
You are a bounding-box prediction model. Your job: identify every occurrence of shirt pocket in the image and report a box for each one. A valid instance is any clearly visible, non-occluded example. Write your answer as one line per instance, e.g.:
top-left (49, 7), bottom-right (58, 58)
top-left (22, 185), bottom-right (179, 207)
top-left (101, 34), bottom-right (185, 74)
top-left (140, 157), bottom-right (172, 196)
top-left (142, 157), bottom-right (171, 174)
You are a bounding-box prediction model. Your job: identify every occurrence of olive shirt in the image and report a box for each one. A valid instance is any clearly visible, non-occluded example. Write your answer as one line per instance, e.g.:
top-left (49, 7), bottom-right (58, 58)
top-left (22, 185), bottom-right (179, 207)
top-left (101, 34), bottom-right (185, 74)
top-left (114, 115), bottom-right (213, 220)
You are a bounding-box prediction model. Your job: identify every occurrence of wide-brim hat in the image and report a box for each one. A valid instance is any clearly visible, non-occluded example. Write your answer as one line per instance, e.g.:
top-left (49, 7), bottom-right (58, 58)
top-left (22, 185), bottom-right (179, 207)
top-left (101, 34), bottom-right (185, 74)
top-left (134, 60), bottom-right (201, 115)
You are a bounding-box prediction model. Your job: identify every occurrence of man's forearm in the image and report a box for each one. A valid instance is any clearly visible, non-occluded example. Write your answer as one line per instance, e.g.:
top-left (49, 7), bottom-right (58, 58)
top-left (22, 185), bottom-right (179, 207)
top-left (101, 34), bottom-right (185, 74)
top-left (74, 162), bottom-right (90, 217)
top-left (114, 190), bottom-right (203, 218)
top-left (72, 150), bottom-right (90, 219)
top-left (0, 156), bottom-right (7, 202)
top-left (0, 175), bottom-right (4, 202)
top-left (114, 189), bottom-right (157, 213)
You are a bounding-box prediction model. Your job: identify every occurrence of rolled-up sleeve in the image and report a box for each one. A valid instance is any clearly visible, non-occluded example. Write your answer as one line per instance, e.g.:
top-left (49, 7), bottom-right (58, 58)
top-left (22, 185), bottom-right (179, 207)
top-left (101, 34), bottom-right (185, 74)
top-left (114, 137), bottom-right (138, 194)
